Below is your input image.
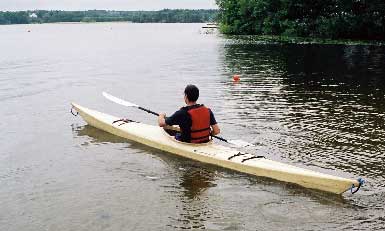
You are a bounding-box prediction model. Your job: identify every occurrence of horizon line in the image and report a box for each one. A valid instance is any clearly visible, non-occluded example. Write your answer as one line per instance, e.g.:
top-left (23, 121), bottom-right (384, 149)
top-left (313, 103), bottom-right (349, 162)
top-left (1, 8), bottom-right (219, 12)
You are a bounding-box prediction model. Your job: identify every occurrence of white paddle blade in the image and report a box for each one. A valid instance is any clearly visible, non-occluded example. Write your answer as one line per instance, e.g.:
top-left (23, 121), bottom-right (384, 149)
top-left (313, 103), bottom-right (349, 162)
top-left (102, 92), bottom-right (139, 107)
top-left (228, 139), bottom-right (254, 148)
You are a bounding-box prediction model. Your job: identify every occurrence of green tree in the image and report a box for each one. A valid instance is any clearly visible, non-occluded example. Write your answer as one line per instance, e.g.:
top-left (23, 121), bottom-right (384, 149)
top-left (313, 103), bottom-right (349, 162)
top-left (216, 0), bottom-right (385, 40)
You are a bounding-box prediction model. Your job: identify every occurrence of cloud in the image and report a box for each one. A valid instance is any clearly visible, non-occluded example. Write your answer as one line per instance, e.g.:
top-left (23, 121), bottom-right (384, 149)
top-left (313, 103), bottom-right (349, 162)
top-left (0, 0), bottom-right (218, 11)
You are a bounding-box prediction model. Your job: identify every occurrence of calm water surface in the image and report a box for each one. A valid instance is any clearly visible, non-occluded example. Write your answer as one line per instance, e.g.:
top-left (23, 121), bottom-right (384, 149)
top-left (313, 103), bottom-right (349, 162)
top-left (0, 23), bottom-right (384, 230)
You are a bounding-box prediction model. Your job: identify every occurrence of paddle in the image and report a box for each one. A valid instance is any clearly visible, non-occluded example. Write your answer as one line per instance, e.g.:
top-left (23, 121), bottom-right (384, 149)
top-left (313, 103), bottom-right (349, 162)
top-left (102, 92), bottom-right (254, 147)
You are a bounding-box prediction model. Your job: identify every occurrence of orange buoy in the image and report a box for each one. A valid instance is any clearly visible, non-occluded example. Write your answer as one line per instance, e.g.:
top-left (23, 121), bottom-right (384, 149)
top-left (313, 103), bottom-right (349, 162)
top-left (233, 75), bottom-right (240, 81)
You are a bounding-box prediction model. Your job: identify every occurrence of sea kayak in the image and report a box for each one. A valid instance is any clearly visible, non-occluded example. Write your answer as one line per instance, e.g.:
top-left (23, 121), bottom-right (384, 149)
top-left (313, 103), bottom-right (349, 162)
top-left (71, 103), bottom-right (363, 194)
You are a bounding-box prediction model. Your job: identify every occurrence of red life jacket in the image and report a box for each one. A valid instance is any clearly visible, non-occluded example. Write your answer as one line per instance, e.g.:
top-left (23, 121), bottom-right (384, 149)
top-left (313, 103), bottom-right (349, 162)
top-left (187, 105), bottom-right (211, 143)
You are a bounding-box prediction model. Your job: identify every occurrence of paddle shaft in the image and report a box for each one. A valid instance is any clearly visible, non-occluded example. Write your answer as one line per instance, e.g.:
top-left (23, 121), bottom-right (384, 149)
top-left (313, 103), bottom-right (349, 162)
top-left (138, 106), bottom-right (159, 116)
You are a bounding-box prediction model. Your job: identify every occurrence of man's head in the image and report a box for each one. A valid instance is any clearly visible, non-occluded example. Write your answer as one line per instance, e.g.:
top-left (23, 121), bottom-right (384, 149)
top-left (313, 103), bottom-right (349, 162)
top-left (184, 84), bottom-right (199, 103)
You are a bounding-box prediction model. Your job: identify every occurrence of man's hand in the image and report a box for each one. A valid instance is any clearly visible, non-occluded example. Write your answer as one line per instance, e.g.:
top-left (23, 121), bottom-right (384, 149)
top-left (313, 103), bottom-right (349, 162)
top-left (158, 113), bottom-right (167, 127)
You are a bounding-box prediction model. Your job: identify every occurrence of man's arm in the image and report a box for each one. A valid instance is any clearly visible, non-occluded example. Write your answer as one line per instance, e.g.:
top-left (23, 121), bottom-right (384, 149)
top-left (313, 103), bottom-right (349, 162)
top-left (158, 113), bottom-right (167, 127)
top-left (211, 124), bottom-right (220, 136)
top-left (159, 110), bottom-right (181, 127)
top-left (209, 109), bottom-right (220, 135)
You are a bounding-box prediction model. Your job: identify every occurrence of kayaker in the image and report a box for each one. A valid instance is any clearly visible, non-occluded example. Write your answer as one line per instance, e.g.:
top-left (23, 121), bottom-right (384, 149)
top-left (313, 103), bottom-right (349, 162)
top-left (158, 84), bottom-right (220, 143)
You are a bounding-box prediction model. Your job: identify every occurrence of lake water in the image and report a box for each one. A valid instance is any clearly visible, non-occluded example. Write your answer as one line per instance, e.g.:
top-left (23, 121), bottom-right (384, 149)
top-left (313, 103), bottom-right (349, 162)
top-left (0, 23), bottom-right (384, 230)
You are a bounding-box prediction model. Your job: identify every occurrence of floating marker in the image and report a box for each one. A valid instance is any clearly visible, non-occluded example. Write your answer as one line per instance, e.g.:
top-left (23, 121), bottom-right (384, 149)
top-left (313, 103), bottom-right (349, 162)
top-left (233, 75), bottom-right (240, 81)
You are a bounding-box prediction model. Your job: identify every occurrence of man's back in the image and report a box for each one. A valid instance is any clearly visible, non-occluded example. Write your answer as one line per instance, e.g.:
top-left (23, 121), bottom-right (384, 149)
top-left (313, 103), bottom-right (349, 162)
top-left (165, 104), bottom-right (216, 143)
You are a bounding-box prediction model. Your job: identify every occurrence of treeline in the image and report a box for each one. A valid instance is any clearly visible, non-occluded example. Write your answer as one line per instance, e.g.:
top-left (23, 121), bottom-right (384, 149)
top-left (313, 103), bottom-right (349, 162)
top-left (0, 9), bottom-right (218, 24)
top-left (216, 0), bottom-right (385, 40)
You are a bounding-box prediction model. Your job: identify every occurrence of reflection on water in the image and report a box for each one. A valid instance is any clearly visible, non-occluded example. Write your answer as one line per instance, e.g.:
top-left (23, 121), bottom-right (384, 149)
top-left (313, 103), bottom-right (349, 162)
top-left (217, 41), bottom-right (385, 230)
top-left (220, 41), bottom-right (385, 192)
top-left (169, 166), bottom-right (218, 230)
top-left (281, 45), bottom-right (385, 180)
top-left (72, 124), bottom-right (128, 145)
top-left (73, 124), bottom-right (218, 230)
top-left (179, 167), bottom-right (216, 200)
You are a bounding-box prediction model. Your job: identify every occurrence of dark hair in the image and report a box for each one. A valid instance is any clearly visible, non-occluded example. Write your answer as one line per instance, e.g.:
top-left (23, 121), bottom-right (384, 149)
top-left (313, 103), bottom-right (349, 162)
top-left (184, 84), bottom-right (199, 102)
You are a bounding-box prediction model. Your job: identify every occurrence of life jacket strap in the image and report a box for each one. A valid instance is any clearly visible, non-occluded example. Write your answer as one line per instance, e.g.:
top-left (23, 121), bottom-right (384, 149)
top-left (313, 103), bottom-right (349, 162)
top-left (191, 127), bottom-right (211, 133)
top-left (190, 135), bottom-right (210, 141)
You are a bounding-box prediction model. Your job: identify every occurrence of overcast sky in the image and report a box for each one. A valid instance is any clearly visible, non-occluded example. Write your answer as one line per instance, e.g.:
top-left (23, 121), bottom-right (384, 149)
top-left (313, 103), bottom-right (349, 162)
top-left (0, 0), bottom-right (218, 11)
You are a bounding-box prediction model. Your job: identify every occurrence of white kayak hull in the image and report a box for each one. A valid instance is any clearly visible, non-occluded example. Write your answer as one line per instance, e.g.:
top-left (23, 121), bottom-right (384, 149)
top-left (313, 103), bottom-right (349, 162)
top-left (71, 103), bottom-right (361, 194)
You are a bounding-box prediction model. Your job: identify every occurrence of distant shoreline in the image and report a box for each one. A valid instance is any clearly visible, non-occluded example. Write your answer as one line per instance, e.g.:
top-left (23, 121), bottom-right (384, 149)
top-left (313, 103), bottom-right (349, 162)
top-left (0, 9), bottom-right (218, 25)
top-left (0, 21), bottom-right (210, 27)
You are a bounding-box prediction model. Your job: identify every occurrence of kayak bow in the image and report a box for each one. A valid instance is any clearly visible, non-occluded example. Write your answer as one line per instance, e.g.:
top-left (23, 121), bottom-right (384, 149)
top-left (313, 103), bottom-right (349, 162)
top-left (71, 102), bottom-right (363, 194)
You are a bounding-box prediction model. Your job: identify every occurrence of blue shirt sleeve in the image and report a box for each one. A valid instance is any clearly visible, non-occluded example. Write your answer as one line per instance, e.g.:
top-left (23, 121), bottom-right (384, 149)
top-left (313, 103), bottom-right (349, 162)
top-left (165, 109), bottom-right (184, 126)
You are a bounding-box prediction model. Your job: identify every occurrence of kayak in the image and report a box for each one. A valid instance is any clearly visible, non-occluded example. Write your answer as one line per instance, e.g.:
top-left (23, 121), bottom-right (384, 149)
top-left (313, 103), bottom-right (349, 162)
top-left (71, 102), bottom-right (363, 194)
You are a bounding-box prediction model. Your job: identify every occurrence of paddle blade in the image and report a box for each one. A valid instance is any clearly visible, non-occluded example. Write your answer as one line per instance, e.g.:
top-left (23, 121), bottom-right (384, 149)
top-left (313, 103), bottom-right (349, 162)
top-left (227, 139), bottom-right (254, 148)
top-left (102, 92), bottom-right (139, 107)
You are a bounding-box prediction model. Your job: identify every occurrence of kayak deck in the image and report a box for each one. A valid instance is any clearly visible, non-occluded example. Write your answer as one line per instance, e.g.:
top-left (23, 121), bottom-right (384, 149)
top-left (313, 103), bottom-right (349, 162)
top-left (71, 103), bottom-right (362, 194)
